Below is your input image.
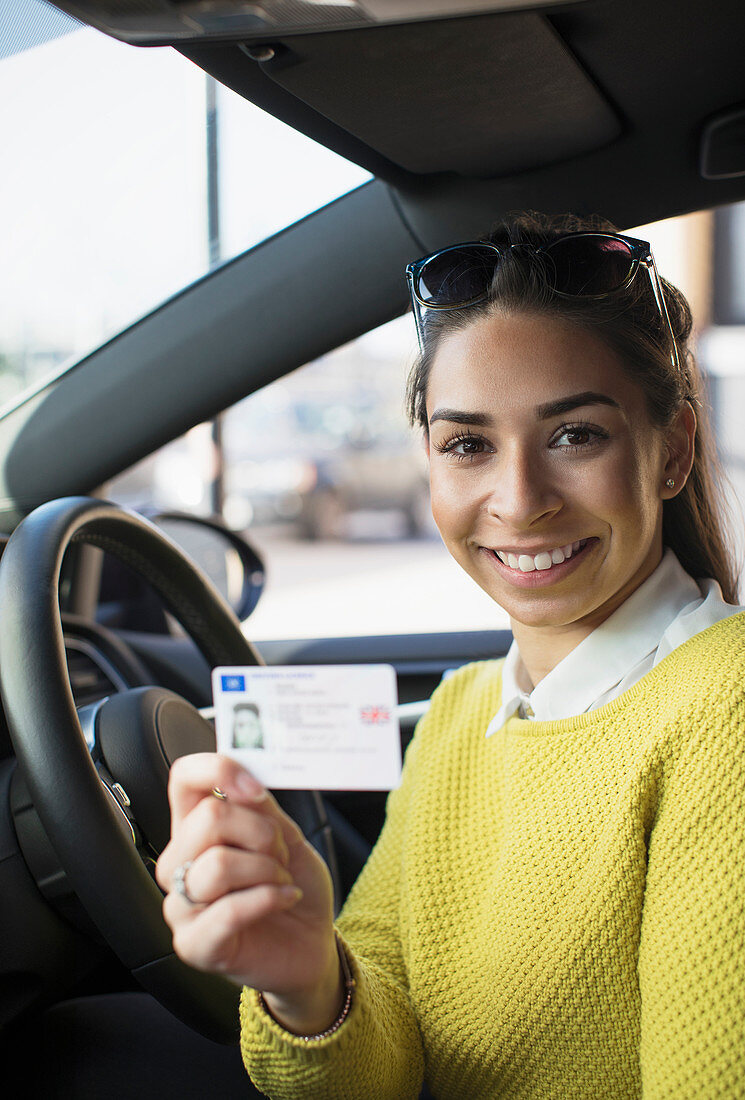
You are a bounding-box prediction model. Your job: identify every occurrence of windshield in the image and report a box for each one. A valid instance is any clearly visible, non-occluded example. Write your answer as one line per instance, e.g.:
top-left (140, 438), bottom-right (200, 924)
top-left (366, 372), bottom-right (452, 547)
top-left (0, 0), bottom-right (370, 410)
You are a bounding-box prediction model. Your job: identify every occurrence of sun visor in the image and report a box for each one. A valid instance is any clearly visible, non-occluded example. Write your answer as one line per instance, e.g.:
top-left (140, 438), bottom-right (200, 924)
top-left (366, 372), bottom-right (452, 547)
top-left (254, 14), bottom-right (620, 178)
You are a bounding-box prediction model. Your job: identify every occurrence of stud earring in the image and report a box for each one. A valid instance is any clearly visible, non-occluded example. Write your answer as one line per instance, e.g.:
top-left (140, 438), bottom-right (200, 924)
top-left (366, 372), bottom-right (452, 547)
top-left (665, 478), bottom-right (675, 489)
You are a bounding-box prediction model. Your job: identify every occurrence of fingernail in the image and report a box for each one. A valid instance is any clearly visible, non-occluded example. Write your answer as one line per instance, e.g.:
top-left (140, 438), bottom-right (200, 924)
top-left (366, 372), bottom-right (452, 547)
top-left (279, 885), bottom-right (303, 903)
top-left (236, 771), bottom-right (268, 802)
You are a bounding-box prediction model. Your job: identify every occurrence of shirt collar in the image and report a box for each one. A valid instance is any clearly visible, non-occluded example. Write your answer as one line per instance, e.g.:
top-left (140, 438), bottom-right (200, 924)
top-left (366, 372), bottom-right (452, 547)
top-left (486, 550), bottom-right (712, 736)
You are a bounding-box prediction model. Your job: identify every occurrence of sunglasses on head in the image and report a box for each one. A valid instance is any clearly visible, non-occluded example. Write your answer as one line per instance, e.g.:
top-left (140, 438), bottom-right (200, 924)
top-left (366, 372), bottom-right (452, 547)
top-left (405, 231), bottom-right (680, 370)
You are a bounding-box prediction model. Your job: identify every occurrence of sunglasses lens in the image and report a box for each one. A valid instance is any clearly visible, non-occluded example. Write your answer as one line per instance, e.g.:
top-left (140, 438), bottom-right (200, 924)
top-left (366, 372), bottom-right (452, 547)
top-left (542, 235), bottom-right (636, 296)
top-left (416, 244), bottom-right (498, 307)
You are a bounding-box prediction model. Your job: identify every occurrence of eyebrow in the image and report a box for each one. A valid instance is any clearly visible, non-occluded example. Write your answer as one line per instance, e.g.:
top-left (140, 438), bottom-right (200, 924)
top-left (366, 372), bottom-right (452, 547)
top-left (428, 408), bottom-right (493, 427)
top-left (535, 391), bottom-right (621, 419)
top-left (429, 391), bottom-right (620, 427)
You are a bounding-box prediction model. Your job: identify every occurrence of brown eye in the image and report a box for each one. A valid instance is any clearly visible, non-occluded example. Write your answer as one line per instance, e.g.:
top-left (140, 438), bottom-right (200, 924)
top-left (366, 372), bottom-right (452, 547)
top-left (434, 431), bottom-right (492, 461)
top-left (551, 423), bottom-right (609, 450)
top-left (455, 438), bottom-right (484, 454)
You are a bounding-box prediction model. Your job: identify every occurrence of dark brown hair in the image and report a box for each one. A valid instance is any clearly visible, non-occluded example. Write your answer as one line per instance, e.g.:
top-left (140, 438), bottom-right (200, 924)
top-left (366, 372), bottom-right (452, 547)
top-left (406, 211), bottom-right (739, 602)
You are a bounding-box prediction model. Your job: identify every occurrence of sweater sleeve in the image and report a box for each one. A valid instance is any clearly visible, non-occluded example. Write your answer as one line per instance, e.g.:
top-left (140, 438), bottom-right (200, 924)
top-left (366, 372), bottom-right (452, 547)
top-left (638, 703), bottom-right (745, 1099)
top-left (239, 723), bottom-right (427, 1100)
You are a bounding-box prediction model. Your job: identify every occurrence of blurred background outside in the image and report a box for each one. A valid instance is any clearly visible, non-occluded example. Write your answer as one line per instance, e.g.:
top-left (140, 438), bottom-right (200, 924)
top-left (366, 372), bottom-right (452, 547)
top-left (4, 2), bottom-right (745, 639)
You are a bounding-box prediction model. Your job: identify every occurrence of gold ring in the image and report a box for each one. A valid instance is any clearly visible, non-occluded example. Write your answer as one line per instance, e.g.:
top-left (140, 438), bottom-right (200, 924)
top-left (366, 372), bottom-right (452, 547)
top-left (211, 787), bottom-right (228, 801)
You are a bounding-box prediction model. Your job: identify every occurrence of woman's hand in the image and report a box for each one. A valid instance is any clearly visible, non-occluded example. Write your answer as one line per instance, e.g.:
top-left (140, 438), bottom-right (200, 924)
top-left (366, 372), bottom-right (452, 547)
top-left (156, 753), bottom-right (343, 1034)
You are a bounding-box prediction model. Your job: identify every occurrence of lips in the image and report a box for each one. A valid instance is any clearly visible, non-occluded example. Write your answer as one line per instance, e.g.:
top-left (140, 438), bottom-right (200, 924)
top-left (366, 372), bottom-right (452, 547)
top-left (493, 539), bottom-right (588, 573)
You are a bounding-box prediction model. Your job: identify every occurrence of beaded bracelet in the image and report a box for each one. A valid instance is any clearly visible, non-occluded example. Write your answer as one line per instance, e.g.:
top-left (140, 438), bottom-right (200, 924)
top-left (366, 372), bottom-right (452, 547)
top-left (258, 932), bottom-right (356, 1042)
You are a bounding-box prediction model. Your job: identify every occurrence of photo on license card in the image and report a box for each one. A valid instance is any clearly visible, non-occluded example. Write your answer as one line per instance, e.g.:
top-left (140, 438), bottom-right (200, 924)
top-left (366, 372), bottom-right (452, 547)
top-left (212, 665), bottom-right (402, 791)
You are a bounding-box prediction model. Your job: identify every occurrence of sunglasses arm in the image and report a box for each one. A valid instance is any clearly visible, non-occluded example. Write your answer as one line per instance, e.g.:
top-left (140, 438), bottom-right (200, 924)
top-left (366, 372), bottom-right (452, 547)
top-left (642, 256), bottom-right (681, 371)
top-left (407, 271), bottom-right (427, 353)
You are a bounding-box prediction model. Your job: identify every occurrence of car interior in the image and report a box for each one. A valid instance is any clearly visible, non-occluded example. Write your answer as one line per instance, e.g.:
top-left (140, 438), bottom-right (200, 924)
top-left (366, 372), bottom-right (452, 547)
top-left (1, 0), bottom-right (745, 1095)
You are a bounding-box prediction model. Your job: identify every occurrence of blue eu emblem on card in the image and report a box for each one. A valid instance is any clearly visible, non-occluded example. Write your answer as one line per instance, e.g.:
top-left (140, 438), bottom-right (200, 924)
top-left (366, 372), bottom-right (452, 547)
top-left (221, 674), bottom-right (245, 692)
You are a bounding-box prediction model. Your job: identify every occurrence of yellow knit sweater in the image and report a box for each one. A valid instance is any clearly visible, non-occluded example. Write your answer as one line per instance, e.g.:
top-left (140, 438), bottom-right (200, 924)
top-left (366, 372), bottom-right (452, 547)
top-left (240, 614), bottom-right (745, 1099)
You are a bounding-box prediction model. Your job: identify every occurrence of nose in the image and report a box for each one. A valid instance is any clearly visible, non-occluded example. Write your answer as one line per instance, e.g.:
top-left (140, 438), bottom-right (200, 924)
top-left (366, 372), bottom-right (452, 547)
top-left (485, 451), bottom-right (562, 528)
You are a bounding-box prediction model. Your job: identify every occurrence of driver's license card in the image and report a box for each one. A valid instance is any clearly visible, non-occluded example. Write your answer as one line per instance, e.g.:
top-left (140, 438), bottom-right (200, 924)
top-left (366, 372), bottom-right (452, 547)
top-left (212, 664), bottom-right (402, 790)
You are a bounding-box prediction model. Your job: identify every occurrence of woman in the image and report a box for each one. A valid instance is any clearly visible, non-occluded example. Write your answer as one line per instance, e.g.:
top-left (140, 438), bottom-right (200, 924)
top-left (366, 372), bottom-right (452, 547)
top-left (156, 213), bottom-right (745, 1099)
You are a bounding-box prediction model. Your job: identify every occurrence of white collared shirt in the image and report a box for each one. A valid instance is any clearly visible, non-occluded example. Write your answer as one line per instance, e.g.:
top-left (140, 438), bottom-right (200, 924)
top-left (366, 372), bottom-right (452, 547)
top-left (486, 550), bottom-right (744, 735)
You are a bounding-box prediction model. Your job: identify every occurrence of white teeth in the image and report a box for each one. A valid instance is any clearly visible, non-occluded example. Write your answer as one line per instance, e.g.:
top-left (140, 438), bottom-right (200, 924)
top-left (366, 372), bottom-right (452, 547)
top-left (495, 539), bottom-right (587, 572)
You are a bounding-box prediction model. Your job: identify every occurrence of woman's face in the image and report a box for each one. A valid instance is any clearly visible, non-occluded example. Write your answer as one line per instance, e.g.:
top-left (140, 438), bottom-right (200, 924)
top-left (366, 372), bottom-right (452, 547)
top-left (233, 708), bottom-right (262, 748)
top-left (425, 310), bottom-right (677, 638)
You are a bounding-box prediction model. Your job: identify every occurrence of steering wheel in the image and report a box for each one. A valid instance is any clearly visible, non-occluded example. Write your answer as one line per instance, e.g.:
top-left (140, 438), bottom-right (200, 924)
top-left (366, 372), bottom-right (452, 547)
top-left (0, 497), bottom-right (337, 1043)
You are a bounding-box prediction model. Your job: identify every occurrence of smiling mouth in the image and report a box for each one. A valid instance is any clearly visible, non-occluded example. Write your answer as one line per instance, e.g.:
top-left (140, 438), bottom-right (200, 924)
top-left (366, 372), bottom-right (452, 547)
top-left (491, 539), bottom-right (589, 573)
